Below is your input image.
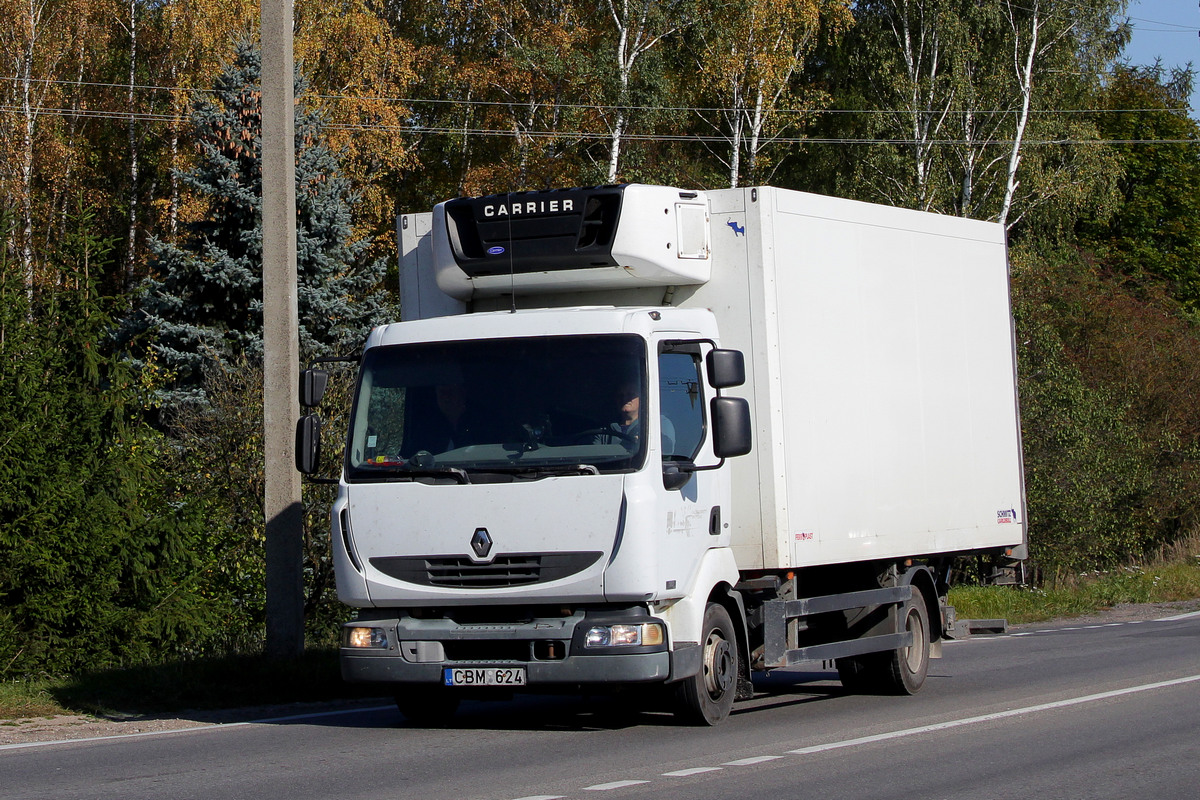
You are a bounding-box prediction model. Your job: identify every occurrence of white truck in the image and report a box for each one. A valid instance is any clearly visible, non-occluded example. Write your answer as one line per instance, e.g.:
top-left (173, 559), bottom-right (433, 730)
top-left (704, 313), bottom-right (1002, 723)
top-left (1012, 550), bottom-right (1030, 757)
top-left (296, 184), bottom-right (1027, 725)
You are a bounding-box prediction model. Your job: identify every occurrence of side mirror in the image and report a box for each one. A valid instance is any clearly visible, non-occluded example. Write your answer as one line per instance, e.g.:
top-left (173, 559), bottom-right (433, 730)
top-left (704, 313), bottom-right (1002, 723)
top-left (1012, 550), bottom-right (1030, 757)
top-left (295, 414), bottom-right (322, 474)
top-left (300, 369), bottom-right (329, 408)
top-left (711, 396), bottom-right (752, 458)
top-left (707, 349), bottom-right (746, 388)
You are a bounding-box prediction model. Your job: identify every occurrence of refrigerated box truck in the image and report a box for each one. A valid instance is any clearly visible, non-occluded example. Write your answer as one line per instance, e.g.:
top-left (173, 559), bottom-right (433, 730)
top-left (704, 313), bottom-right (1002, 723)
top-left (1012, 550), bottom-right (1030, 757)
top-left (296, 184), bottom-right (1027, 725)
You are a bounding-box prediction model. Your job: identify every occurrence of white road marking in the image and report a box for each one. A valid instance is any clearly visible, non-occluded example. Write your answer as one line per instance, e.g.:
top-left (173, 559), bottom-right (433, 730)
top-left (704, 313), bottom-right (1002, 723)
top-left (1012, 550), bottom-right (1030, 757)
top-left (583, 780), bottom-right (651, 791)
top-left (1157, 609), bottom-right (1200, 622)
top-left (722, 755), bottom-right (785, 766)
top-left (10, 610), bottom-right (1200, 800)
top-left (998, 613), bottom-right (1193, 639)
top-left (0, 704), bottom-right (396, 752)
top-left (787, 674), bottom-right (1200, 756)
top-left (662, 767), bottom-right (723, 777)
top-left (503, 673), bottom-right (1200, 800)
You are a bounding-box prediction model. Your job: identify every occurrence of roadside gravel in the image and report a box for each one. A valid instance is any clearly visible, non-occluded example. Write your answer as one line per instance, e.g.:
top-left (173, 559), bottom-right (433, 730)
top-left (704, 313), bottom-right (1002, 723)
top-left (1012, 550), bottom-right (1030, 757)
top-left (0, 699), bottom-right (389, 748)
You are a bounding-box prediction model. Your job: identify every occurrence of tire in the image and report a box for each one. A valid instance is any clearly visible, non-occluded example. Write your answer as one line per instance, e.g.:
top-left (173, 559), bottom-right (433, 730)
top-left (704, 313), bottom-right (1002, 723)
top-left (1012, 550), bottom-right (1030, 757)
top-left (836, 586), bottom-right (931, 695)
top-left (674, 602), bottom-right (739, 726)
top-left (885, 587), bottom-right (931, 694)
top-left (395, 685), bottom-right (460, 726)
top-left (835, 651), bottom-right (886, 692)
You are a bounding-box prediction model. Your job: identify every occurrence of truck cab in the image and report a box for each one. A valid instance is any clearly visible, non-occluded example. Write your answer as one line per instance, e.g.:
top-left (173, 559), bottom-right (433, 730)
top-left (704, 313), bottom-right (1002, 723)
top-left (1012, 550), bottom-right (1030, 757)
top-left (311, 304), bottom-right (751, 723)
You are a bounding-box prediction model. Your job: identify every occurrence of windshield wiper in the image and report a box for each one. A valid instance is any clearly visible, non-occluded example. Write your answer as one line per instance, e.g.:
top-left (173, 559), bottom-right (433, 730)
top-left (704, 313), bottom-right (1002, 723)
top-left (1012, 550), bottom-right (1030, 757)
top-left (488, 464), bottom-right (600, 479)
top-left (382, 466), bottom-right (470, 485)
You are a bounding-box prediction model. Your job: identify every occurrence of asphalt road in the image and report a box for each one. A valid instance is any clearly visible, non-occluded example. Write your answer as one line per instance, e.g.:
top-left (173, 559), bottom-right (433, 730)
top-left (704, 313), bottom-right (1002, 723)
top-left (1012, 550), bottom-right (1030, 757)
top-left (3, 610), bottom-right (1198, 800)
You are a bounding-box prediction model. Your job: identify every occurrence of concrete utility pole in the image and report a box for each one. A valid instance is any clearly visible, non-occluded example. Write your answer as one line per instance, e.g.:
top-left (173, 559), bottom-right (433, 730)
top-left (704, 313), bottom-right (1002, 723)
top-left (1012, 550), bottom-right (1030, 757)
top-left (261, 0), bottom-right (305, 659)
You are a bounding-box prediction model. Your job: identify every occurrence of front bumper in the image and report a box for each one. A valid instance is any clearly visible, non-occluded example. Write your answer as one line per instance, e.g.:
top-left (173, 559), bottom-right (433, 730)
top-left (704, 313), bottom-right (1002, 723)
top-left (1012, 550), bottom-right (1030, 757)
top-left (341, 607), bottom-right (694, 686)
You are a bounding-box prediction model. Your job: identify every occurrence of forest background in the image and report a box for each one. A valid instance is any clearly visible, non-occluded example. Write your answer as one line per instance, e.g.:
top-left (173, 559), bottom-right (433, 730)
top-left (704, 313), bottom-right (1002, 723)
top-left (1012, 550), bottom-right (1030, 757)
top-left (3, 0), bottom-right (1200, 679)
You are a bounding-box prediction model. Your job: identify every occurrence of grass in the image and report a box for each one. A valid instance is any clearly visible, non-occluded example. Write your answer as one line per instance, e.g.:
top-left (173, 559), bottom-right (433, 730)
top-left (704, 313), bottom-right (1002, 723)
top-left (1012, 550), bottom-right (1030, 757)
top-left (0, 680), bottom-right (63, 722)
top-left (949, 555), bottom-right (1200, 624)
top-left (4, 550), bottom-right (1200, 723)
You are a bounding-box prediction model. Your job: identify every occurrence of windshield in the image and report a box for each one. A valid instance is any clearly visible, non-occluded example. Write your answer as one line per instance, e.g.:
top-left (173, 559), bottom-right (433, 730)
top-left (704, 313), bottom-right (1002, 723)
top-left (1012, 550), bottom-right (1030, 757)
top-left (346, 334), bottom-right (648, 481)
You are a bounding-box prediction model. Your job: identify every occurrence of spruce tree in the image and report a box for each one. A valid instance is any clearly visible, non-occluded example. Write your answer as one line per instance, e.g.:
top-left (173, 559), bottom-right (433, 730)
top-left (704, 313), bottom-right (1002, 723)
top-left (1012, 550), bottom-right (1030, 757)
top-left (0, 205), bottom-right (218, 676)
top-left (123, 40), bottom-right (392, 406)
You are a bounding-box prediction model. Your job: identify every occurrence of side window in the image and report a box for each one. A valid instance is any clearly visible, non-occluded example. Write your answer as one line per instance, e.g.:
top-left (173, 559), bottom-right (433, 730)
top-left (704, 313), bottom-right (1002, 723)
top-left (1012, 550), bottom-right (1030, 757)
top-left (658, 350), bottom-right (705, 460)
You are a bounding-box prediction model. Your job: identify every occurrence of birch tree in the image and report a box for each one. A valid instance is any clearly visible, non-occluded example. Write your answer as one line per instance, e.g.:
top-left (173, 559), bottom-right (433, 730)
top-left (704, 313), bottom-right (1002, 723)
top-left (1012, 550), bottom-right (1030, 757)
top-left (693, 0), bottom-right (850, 187)
top-left (601, 0), bottom-right (689, 183)
top-left (122, 0), bottom-right (140, 287)
top-left (832, 0), bottom-right (1125, 227)
top-left (846, 0), bottom-right (967, 210)
top-left (994, 0), bottom-right (1126, 228)
top-left (490, 0), bottom-right (595, 188)
top-left (2, 0), bottom-right (100, 292)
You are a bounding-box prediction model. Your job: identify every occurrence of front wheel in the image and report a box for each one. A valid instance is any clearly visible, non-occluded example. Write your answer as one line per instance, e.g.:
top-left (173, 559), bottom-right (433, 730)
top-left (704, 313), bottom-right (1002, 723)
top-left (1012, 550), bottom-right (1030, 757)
top-left (674, 602), bottom-right (739, 725)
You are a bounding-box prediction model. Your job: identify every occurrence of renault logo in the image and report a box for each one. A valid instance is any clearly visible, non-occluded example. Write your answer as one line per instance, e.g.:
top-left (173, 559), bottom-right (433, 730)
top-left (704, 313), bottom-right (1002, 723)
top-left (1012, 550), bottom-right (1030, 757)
top-left (470, 527), bottom-right (493, 559)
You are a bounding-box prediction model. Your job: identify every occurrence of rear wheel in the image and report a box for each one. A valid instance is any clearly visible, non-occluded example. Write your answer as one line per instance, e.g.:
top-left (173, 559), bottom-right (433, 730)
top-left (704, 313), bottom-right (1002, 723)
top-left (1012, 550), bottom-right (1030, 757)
top-left (837, 586), bottom-right (930, 695)
top-left (835, 651), bottom-right (886, 692)
top-left (674, 602), bottom-right (738, 725)
top-left (887, 589), bottom-right (931, 693)
top-left (395, 685), bottom-right (460, 726)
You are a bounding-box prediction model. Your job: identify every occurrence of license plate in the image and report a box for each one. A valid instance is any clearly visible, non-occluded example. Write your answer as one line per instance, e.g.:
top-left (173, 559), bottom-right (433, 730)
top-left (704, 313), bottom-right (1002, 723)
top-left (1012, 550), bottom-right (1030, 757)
top-left (443, 667), bottom-right (527, 687)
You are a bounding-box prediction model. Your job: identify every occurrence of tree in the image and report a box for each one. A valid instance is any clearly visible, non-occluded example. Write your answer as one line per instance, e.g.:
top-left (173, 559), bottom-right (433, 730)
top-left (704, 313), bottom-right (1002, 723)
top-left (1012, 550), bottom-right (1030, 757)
top-left (822, 0), bottom-right (967, 210)
top-left (992, 0), bottom-right (1126, 228)
top-left (151, 0), bottom-right (257, 242)
top-left (809, 0), bottom-right (1126, 228)
top-left (599, 0), bottom-right (691, 183)
top-left (1, 0), bottom-right (111, 292)
top-left (121, 40), bottom-right (393, 406)
top-left (295, 0), bottom-right (416, 252)
top-left (1079, 64), bottom-right (1200, 307)
top-left (690, 0), bottom-right (851, 187)
top-left (0, 205), bottom-right (219, 677)
top-left (468, 0), bottom-right (598, 190)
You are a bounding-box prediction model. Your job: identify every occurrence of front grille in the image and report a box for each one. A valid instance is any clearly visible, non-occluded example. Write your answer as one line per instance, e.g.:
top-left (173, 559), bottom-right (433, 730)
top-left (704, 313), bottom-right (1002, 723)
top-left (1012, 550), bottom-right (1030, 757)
top-left (443, 640), bottom-right (532, 661)
top-left (371, 552), bottom-right (603, 588)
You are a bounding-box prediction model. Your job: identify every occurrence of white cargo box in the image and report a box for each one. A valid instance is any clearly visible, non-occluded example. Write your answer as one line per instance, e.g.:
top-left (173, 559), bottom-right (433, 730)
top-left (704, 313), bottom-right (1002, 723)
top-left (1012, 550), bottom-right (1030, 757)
top-left (689, 187), bottom-right (1026, 569)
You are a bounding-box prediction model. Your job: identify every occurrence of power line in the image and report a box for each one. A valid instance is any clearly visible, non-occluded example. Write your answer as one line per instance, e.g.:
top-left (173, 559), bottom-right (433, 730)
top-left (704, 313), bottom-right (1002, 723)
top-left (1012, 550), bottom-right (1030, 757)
top-left (2, 104), bottom-right (1195, 146)
top-left (0, 75), bottom-right (1194, 118)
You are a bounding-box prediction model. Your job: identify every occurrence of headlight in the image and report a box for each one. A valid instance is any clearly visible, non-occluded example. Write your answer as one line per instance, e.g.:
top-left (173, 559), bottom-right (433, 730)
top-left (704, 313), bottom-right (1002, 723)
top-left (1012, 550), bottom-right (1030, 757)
top-left (584, 622), bottom-right (665, 648)
top-left (345, 626), bottom-right (389, 648)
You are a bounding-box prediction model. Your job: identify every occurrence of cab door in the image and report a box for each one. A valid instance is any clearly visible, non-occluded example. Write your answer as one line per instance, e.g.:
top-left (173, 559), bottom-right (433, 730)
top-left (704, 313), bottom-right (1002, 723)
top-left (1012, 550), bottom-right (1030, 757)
top-left (652, 339), bottom-right (730, 598)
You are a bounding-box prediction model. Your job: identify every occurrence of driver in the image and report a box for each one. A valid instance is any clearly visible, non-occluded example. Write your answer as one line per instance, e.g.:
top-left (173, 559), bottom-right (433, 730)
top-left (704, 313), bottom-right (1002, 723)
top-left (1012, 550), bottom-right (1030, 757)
top-left (405, 381), bottom-right (473, 455)
top-left (596, 380), bottom-right (675, 453)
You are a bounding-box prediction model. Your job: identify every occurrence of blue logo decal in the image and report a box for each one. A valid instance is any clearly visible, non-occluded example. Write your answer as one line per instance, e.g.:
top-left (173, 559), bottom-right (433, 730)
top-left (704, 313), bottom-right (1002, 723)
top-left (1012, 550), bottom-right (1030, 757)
top-left (727, 220), bottom-right (745, 237)
top-left (487, 245), bottom-right (506, 255)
